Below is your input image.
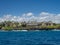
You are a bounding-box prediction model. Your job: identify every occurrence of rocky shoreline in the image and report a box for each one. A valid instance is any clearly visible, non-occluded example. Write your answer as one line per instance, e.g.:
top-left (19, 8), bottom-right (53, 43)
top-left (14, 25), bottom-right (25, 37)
top-left (0, 28), bottom-right (60, 31)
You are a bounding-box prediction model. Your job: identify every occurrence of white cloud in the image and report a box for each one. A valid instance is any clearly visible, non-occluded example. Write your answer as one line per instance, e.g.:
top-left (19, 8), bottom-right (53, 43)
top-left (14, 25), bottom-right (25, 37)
top-left (40, 12), bottom-right (60, 23)
top-left (40, 12), bottom-right (49, 16)
top-left (0, 12), bottom-right (60, 23)
top-left (22, 12), bottom-right (33, 17)
top-left (26, 12), bottom-right (33, 16)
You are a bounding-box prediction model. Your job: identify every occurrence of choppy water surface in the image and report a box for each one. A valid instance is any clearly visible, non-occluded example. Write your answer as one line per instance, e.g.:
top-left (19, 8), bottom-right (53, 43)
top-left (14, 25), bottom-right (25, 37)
top-left (0, 30), bottom-right (60, 45)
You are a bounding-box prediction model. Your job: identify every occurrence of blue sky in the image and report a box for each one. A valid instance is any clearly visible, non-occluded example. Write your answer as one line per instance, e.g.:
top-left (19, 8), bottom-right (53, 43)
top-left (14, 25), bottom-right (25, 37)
top-left (0, 0), bottom-right (60, 23)
top-left (0, 0), bottom-right (60, 16)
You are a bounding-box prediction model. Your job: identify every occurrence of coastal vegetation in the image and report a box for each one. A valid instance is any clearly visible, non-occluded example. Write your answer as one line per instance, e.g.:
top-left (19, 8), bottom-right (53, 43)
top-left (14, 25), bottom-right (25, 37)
top-left (0, 21), bottom-right (60, 31)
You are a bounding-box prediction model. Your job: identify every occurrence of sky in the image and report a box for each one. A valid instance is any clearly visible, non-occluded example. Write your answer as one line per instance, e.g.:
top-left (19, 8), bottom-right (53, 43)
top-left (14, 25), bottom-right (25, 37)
top-left (0, 0), bottom-right (60, 23)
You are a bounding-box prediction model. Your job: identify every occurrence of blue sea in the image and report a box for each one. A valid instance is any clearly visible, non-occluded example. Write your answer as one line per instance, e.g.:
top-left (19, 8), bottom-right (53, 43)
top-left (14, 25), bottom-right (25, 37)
top-left (0, 30), bottom-right (60, 45)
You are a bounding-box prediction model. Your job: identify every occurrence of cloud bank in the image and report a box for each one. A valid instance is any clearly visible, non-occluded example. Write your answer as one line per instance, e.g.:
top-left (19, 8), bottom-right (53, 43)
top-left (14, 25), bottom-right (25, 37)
top-left (0, 12), bottom-right (60, 23)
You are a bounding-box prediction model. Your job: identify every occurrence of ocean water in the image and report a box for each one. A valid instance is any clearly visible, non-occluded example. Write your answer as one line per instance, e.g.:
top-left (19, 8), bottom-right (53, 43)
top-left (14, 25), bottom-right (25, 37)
top-left (0, 30), bottom-right (60, 45)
